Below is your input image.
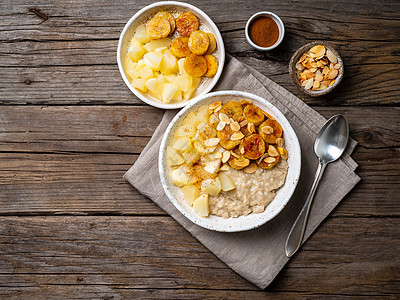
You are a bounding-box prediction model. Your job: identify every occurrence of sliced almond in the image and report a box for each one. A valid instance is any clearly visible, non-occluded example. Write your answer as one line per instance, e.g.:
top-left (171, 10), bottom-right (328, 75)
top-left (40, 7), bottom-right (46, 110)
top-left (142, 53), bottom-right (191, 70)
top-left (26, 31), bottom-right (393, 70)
top-left (264, 157), bottom-right (276, 164)
top-left (309, 45), bottom-right (325, 57)
top-left (216, 121), bottom-right (226, 131)
top-left (309, 67), bottom-right (317, 73)
top-left (329, 79), bottom-right (336, 86)
top-left (214, 105), bottom-right (222, 113)
top-left (222, 150), bottom-right (230, 163)
top-left (209, 114), bottom-right (220, 124)
top-left (240, 119), bottom-right (248, 127)
top-left (220, 164), bottom-right (230, 171)
top-left (230, 132), bottom-right (244, 140)
top-left (208, 101), bottom-right (222, 110)
top-left (240, 146), bottom-right (245, 154)
top-left (230, 121), bottom-right (240, 132)
top-left (304, 78), bottom-right (314, 90)
top-left (326, 49), bottom-right (337, 64)
top-left (278, 147), bottom-right (289, 159)
top-left (268, 145), bottom-right (279, 157)
top-left (219, 113), bottom-right (230, 124)
top-left (315, 74), bottom-right (323, 82)
top-left (327, 69), bottom-right (338, 80)
top-left (296, 63), bottom-right (304, 71)
top-left (247, 122), bottom-right (255, 134)
top-left (334, 63), bottom-right (342, 69)
top-left (244, 163), bottom-right (258, 174)
top-left (313, 79), bottom-right (320, 89)
top-left (258, 153), bottom-right (269, 164)
top-left (276, 138), bottom-right (284, 147)
top-left (213, 152), bottom-right (223, 159)
top-left (205, 137), bottom-right (220, 147)
top-left (261, 125), bottom-right (274, 134)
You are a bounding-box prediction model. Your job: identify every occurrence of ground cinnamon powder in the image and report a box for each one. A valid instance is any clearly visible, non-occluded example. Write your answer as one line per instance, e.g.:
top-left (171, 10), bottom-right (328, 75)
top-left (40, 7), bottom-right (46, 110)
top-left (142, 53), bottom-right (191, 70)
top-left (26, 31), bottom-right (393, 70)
top-left (249, 17), bottom-right (279, 47)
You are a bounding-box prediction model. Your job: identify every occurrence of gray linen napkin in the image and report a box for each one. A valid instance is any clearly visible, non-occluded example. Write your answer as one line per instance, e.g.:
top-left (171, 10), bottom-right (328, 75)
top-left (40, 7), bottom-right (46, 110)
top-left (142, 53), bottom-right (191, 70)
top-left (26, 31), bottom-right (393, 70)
top-left (124, 55), bottom-right (361, 289)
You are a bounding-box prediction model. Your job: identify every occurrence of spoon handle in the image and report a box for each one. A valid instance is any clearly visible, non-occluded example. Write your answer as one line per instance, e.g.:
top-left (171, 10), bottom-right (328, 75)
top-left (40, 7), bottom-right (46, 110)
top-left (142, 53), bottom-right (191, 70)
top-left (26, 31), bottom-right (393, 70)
top-left (285, 160), bottom-right (327, 257)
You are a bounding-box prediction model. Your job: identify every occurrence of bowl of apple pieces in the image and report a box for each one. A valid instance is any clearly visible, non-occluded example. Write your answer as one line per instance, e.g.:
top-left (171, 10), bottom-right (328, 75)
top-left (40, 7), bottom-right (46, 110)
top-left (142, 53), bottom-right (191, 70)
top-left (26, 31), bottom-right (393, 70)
top-left (159, 91), bottom-right (301, 232)
top-left (117, 1), bottom-right (225, 109)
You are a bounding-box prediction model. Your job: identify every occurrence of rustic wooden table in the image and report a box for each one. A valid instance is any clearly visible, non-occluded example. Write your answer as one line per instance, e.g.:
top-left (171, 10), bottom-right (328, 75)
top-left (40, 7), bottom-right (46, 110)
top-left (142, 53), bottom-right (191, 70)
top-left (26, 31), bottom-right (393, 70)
top-left (1, 0), bottom-right (399, 298)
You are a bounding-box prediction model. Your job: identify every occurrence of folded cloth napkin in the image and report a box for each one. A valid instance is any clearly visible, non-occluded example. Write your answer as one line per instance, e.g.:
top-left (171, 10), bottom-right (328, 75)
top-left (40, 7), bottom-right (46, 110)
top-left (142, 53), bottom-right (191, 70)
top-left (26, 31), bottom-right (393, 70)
top-left (124, 55), bottom-right (360, 289)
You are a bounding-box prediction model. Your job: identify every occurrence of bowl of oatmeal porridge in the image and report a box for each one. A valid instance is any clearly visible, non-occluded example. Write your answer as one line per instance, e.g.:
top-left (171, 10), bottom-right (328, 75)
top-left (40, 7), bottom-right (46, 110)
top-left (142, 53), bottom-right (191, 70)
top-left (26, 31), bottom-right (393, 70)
top-left (159, 91), bottom-right (301, 232)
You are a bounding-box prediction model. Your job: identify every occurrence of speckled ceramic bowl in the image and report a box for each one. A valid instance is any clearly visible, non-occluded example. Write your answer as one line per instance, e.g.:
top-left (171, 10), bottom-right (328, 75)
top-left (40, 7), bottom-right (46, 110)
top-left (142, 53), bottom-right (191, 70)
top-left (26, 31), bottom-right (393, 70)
top-left (159, 91), bottom-right (301, 232)
top-left (117, 1), bottom-right (225, 109)
top-left (289, 41), bottom-right (344, 97)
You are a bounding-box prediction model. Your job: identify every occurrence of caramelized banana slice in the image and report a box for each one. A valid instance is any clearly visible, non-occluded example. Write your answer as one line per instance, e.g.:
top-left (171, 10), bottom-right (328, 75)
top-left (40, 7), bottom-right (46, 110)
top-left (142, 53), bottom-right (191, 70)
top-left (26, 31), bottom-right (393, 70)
top-left (228, 149), bottom-right (250, 170)
top-left (243, 104), bottom-right (265, 126)
top-left (257, 155), bottom-right (280, 169)
top-left (219, 101), bottom-right (243, 122)
top-left (188, 30), bottom-right (210, 55)
top-left (171, 36), bottom-right (192, 58)
top-left (217, 125), bottom-right (241, 150)
top-left (154, 11), bottom-right (175, 34)
top-left (184, 54), bottom-right (207, 77)
top-left (206, 33), bottom-right (217, 54)
top-left (240, 134), bottom-right (265, 160)
top-left (176, 11), bottom-right (199, 36)
top-left (146, 16), bottom-right (171, 39)
top-left (259, 119), bottom-right (283, 144)
top-left (204, 54), bottom-right (218, 77)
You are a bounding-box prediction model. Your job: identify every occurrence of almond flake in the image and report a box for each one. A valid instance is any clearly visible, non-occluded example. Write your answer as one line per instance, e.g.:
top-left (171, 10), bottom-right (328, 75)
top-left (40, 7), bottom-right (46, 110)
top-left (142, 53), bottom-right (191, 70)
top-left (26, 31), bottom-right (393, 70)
top-left (247, 122), bottom-right (255, 134)
top-left (329, 79), bottom-right (336, 86)
top-left (258, 153), bottom-right (269, 164)
top-left (304, 78), bottom-right (314, 90)
top-left (326, 49), bottom-right (337, 63)
top-left (268, 145), bottom-right (279, 157)
top-left (208, 101), bottom-right (222, 110)
top-left (309, 45), bottom-right (325, 57)
top-left (240, 147), bottom-right (245, 154)
top-left (216, 121), bottom-right (226, 131)
top-left (230, 121), bottom-right (240, 132)
top-left (219, 113), bottom-right (230, 124)
top-left (209, 114), bottom-right (220, 124)
top-left (220, 164), bottom-right (230, 171)
top-left (244, 163), bottom-right (258, 174)
top-left (205, 137), bottom-right (220, 147)
top-left (279, 147), bottom-right (289, 159)
top-left (264, 157), bottom-right (276, 164)
top-left (327, 69), bottom-right (338, 80)
top-left (230, 132), bottom-right (244, 140)
top-left (334, 63), bottom-right (342, 69)
top-left (214, 105), bottom-right (222, 113)
top-left (222, 150), bottom-right (230, 163)
top-left (230, 151), bottom-right (239, 158)
top-left (276, 138), bottom-right (284, 147)
top-left (261, 125), bottom-right (274, 134)
top-left (240, 120), bottom-right (248, 127)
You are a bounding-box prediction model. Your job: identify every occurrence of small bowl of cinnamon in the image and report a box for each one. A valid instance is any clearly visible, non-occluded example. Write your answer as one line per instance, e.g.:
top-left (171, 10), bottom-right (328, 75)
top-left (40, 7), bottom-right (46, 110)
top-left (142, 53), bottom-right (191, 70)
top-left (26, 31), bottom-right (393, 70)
top-left (245, 12), bottom-right (285, 51)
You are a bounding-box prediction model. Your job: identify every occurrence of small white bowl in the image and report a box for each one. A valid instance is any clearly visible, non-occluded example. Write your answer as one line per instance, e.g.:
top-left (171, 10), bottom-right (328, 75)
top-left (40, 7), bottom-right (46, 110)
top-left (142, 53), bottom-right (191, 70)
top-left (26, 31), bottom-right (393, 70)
top-left (117, 1), bottom-right (225, 109)
top-left (245, 12), bottom-right (285, 51)
top-left (159, 91), bottom-right (301, 232)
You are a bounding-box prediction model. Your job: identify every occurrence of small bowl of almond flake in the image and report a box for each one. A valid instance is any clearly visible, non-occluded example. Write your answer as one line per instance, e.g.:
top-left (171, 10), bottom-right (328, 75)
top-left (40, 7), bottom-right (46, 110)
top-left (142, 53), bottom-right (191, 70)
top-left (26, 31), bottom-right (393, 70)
top-left (289, 41), bottom-right (344, 97)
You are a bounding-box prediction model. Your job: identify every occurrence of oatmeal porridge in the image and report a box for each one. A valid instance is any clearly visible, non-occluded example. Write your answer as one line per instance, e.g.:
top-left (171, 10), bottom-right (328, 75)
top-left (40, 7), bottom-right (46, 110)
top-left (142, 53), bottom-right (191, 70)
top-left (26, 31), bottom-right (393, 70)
top-left (167, 99), bottom-right (290, 218)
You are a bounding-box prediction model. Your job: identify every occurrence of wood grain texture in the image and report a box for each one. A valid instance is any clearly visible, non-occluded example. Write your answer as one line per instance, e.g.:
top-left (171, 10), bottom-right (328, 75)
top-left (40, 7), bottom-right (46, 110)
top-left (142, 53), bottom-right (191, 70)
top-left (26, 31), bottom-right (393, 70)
top-left (0, 216), bottom-right (398, 298)
top-left (0, 0), bottom-right (399, 297)
top-left (0, 0), bottom-right (399, 105)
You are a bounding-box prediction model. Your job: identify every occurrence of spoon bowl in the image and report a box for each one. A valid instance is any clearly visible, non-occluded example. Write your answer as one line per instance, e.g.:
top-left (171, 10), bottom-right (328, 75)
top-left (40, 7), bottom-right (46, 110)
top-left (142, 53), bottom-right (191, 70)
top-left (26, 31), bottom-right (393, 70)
top-left (285, 115), bottom-right (349, 257)
top-left (315, 115), bottom-right (349, 163)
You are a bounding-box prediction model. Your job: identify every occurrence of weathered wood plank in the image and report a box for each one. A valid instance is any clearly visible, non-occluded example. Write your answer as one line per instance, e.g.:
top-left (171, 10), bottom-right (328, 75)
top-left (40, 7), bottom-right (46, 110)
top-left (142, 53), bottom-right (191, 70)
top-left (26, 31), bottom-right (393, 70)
top-left (0, 106), bottom-right (398, 216)
top-left (0, 1), bottom-right (399, 105)
top-left (0, 216), bottom-right (398, 297)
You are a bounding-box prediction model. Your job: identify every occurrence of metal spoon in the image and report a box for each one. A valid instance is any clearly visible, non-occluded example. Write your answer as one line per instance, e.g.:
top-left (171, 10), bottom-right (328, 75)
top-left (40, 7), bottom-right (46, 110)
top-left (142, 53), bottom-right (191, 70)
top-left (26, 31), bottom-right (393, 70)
top-left (285, 115), bottom-right (349, 258)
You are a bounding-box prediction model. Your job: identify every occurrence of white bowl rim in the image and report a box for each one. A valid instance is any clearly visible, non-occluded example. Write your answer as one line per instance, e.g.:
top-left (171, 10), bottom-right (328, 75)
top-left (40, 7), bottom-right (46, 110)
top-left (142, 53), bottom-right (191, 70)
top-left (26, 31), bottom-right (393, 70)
top-left (159, 90), bottom-right (301, 232)
top-left (117, 1), bottom-right (225, 109)
top-left (245, 11), bottom-right (285, 51)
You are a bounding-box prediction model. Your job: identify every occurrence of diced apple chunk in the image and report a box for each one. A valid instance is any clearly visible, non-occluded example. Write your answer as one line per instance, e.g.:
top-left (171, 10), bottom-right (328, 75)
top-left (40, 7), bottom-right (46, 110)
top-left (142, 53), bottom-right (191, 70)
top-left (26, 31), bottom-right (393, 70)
top-left (184, 77), bottom-right (201, 100)
top-left (175, 124), bottom-right (196, 139)
top-left (166, 146), bottom-right (185, 166)
top-left (218, 172), bottom-right (236, 191)
top-left (162, 83), bottom-right (179, 103)
top-left (143, 51), bottom-right (163, 70)
top-left (201, 178), bottom-right (222, 197)
top-left (133, 24), bottom-right (151, 44)
top-left (145, 78), bottom-right (158, 93)
top-left (128, 39), bottom-right (146, 62)
top-left (131, 78), bottom-right (148, 92)
top-left (159, 50), bottom-right (178, 75)
top-left (143, 38), bottom-right (171, 52)
top-left (193, 194), bottom-right (209, 217)
top-left (203, 158), bottom-right (221, 174)
top-left (181, 185), bottom-right (200, 206)
top-left (172, 136), bottom-right (191, 152)
top-left (170, 166), bottom-right (192, 188)
top-left (136, 65), bottom-right (154, 81)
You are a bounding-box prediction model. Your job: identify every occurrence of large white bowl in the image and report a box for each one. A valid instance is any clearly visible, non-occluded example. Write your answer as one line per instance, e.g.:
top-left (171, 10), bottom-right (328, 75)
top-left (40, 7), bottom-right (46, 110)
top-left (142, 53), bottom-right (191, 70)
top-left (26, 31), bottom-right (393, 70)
top-left (117, 1), bottom-right (225, 109)
top-left (159, 91), bottom-right (301, 232)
